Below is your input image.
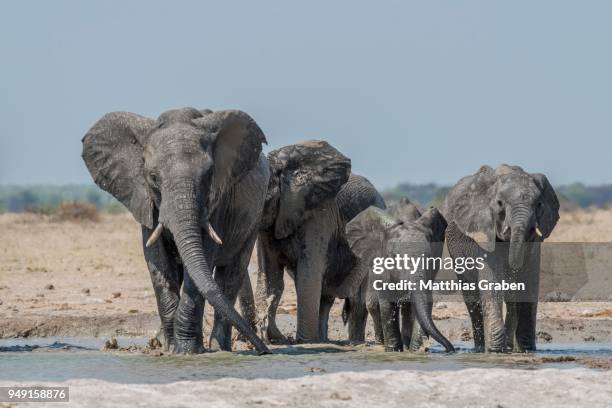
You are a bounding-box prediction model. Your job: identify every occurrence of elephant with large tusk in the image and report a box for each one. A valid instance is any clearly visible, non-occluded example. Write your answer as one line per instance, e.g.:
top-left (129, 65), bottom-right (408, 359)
top-left (442, 164), bottom-right (559, 352)
top-left (82, 107), bottom-right (271, 355)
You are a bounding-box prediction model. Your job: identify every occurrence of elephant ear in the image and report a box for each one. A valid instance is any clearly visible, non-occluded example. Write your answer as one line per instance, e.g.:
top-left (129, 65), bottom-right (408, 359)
top-left (388, 197), bottom-right (422, 223)
top-left (346, 206), bottom-right (399, 262)
top-left (442, 165), bottom-right (496, 235)
top-left (300, 140), bottom-right (351, 205)
top-left (416, 207), bottom-right (448, 244)
top-left (193, 110), bottom-right (267, 211)
top-left (271, 140), bottom-right (351, 239)
top-left (531, 173), bottom-right (560, 238)
top-left (82, 112), bottom-right (156, 228)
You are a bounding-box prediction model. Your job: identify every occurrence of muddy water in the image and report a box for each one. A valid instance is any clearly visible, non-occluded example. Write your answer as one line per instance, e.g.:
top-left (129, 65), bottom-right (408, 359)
top-left (0, 338), bottom-right (610, 384)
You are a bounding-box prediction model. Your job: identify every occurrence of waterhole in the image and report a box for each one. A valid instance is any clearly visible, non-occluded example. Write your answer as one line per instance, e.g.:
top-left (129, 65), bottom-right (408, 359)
top-left (0, 337), bottom-right (610, 383)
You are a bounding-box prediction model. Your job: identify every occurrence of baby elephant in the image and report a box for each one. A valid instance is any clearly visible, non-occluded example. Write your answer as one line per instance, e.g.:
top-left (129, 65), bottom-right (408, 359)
top-left (345, 206), bottom-right (454, 352)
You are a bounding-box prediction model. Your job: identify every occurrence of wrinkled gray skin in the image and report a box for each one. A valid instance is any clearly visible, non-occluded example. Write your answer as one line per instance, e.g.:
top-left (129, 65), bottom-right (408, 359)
top-left (82, 107), bottom-right (270, 355)
top-left (343, 197), bottom-right (428, 348)
top-left (255, 141), bottom-right (379, 343)
top-left (334, 175), bottom-right (387, 343)
top-left (442, 164), bottom-right (559, 352)
top-left (346, 206), bottom-right (454, 352)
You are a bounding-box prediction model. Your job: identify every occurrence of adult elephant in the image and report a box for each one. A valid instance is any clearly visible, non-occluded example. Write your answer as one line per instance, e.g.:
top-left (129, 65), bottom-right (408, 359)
top-left (82, 107), bottom-right (270, 355)
top-left (442, 164), bottom-right (559, 352)
top-left (255, 141), bottom-right (381, 343)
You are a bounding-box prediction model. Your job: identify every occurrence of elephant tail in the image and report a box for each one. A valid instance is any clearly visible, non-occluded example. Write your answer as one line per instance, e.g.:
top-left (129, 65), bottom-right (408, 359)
top-left (342, 299), bottom-right (351, 326)
top-left (413, 292), bottom-right (455, 353)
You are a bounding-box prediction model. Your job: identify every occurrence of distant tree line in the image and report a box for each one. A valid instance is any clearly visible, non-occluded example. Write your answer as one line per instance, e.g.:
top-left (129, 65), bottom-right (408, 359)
top-left (0, 185), bottom-right (125, 213)
top-left (383, 182), bottom-right (612, 209)
top-left (0, 182), bottom-right (611, 213)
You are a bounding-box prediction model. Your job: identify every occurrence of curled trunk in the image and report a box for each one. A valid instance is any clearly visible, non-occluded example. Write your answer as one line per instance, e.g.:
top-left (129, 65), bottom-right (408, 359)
top-left (169, 206), bottom-right (270, 355)
top-left (412, 291), bottom-right (455, 352)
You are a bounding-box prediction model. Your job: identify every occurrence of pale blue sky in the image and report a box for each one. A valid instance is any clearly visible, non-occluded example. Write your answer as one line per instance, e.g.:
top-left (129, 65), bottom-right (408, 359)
top-left (1, 1), bottom-right (610, 188)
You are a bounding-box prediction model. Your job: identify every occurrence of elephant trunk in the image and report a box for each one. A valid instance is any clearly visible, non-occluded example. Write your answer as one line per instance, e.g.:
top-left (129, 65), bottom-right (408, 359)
top-left (166, 182), bottom-right (270, 355)
top-left (508, 205), bottom-right (533, 270)
top-left (412, 290), bottom-right (455, 352)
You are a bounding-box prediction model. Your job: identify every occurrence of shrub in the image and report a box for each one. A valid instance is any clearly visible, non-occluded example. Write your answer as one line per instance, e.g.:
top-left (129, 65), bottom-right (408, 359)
top-left (106, 201), bottom-right (127, 214)
top-left (53, 201), bottom-right (100, 222)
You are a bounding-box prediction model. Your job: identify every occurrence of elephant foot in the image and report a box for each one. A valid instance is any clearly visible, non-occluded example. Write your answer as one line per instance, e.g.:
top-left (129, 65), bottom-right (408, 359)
top-left (172, 338), bottom-right (206, 354)
top-left (154, 325), bottom-right (176, 352)
top-left (384, 345), bottom-right (404, 352)
top-left (348, 339), bottom-right (366, 346)
top-left (208, 335), bottom-right (232, 352)
top-left (296, 331), bottom-right (321, 344)
top-left (263, 322), bottom-right (288, 344)
top-left (513, 344), bottom-right (536, 353)
top-left (472, 344), bottom-right (485, 353)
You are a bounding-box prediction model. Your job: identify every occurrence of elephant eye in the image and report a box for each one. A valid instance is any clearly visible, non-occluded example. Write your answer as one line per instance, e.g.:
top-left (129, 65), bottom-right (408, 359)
top-left (149, 172), bottom-right (159, 186)
top-left (496, 200), bottom-right (503, 207)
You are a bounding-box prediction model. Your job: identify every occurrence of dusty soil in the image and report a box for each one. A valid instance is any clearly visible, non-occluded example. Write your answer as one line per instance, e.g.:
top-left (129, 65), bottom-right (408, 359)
top-left (1, 368), bottom-right (611, 408)
top-left (1, 211), bottom-right (611, 344)
top-left (1, 210), bottom-right (611, 407)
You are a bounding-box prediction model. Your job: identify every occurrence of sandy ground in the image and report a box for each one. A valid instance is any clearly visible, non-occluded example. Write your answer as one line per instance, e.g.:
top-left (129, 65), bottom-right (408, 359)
top-left (1, 368), bottom-right (611, 408)
top-left (1, 209), bottom-right (611, 407)
top-left (1, 210), bottom-right (611, 342)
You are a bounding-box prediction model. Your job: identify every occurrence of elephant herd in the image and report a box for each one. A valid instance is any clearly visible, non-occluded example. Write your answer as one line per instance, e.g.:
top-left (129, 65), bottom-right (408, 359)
top-left (82, 107), bottom-right (560, 355)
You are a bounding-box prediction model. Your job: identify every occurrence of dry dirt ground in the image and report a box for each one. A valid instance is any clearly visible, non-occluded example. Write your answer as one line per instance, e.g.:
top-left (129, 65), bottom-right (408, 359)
top-left (1, 368), bottom-right (611, 408)
top-left (1, 210), bottom-right (611, 342)
top-left (1, 210), bottom-right (611, 407)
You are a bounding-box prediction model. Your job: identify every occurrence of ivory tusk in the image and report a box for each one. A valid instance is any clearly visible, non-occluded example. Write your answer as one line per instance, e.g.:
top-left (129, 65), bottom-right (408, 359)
top-left (146, 223), bottom-right (164, 247)
top-left (206, 222), bottom-right (223, 245)
top-left (536, 226), bottom-right (543, 237)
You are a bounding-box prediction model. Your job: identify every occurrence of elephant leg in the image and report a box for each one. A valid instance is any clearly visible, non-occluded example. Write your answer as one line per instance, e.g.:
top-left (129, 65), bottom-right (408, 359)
top-left (210, 233), bottom-right (257, 351)
top-left (318, 295), bottom-right (335, 342)
top-left (255, 235), bottom-right (286, 344)
top-left (480, 291), bottom-right (506, 352)
top-left (238, 275), bottom-right (258, 333)
top-left (400, 302), bottom-right (425, 352)
top-left (380, 299), bottom-right (402, 352)
top-left (504, 301), bottom-right (519, 351)
top-left (208, 264), bottom-right (245, 351)
top-left (400, 302), bottom-right (412, 347)
top-left (464, 299), bottom-right (485, 352)
top-left (367, 291), bottom-right (384, 344)
top-left (173, 272), bottom-right (206, 354)
top-left (346, 283), bottom-right (369, 344)
top-left (460, 270), bottom-right (485, 352)
top-left (142, 227), bottom-right (183, 351)
top-left (513, 246), bottom-right (540, 352)
top-left (514, 302), bottom-right (537, 352)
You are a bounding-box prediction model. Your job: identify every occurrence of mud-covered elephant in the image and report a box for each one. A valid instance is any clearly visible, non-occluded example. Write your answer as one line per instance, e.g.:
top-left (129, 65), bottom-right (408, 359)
top-left (82, 107), bottom-right (270, 355)
top-left (442, 164), bottom-right (559, 352)
top-left (255, 141), bottom-right (382, 343)
top-left (345, 205), bottom-right (454, 352)
top-left (343, 197), bottom-right (431, 348)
